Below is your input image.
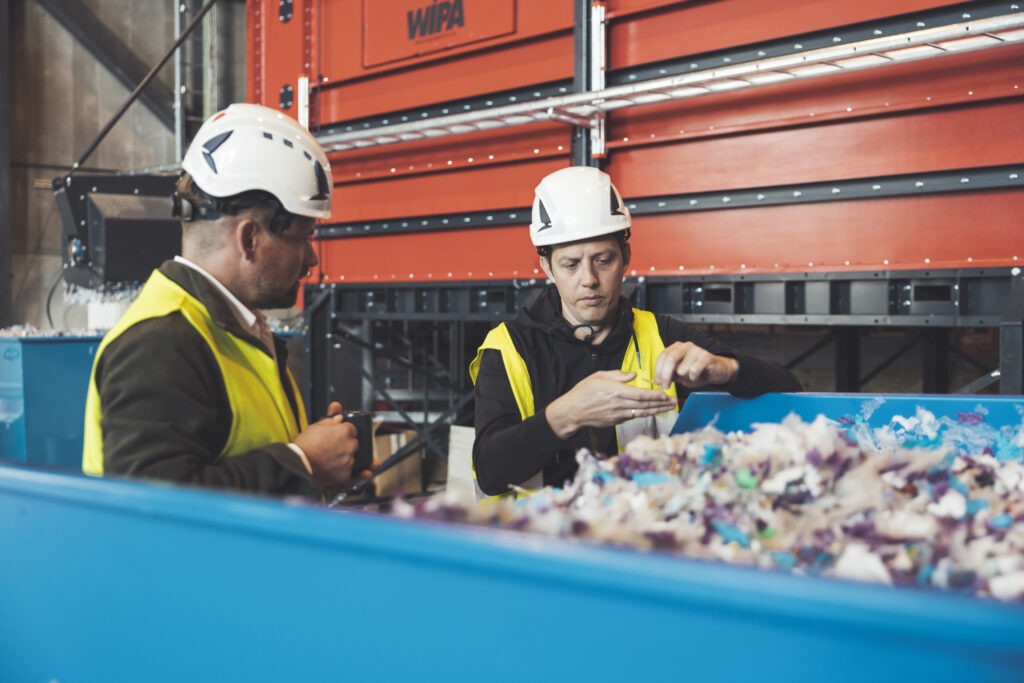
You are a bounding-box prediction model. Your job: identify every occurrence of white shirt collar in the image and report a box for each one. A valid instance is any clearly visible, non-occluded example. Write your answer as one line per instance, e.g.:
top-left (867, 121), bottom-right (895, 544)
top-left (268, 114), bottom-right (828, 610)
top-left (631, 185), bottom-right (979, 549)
top-left (173, 255), bottom-right (258, 328)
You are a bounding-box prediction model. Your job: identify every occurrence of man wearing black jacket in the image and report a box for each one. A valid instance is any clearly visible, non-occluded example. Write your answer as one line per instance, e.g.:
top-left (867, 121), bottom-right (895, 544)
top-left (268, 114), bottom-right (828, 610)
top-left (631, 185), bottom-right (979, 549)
top-left (470, 167), bottom-right (801, 496)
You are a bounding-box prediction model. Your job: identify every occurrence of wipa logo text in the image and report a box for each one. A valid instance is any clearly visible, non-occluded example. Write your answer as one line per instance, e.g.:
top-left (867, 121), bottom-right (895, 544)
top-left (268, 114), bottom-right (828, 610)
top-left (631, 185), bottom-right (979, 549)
top-left (407, 0), bottom-right (465, 39)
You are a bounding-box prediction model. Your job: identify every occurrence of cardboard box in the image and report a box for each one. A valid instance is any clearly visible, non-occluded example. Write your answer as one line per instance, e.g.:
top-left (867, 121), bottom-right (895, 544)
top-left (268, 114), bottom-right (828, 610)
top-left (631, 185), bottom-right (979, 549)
top-left (372, 427), bottom-right (422, 497)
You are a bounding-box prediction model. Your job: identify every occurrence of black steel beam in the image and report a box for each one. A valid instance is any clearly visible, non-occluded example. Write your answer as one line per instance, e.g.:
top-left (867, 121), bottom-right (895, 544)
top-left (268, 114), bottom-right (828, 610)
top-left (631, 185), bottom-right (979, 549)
top-left (571, 0), bottom-right (595, 167)
top-left (922, 329), bottom-right (950, 393)
top-left (1000, 279), bottom-right (1024, 394)
top-left (834, 328), bottom-right (861, 392)
top-left (623, 166), bottom-right (1023, 217)
top-left (0, 0), bottom-right (10, 327)
top-left (307, 267), bottom-right (1018, 327)
top-left (37, 0), bottom-right (174, 130)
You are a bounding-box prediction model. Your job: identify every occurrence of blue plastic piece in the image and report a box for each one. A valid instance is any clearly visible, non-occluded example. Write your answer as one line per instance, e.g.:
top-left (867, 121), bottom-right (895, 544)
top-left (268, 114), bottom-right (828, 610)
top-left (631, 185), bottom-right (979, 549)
top-left (772, 551), bottom-right (796, 570)
top-left (2, 466), bottom-right (1023, 682)
top-left (0, 335), bottom-right (101, 469)
top-left (966, 499), bottom-right (990, 516)
top-left (673, 392), bottom-right (1024, 435)
top-left (631, 471), bottom-right (671, 487)
top-left (989, 513), bottom-right (1013, 528)
top-left (711, 520), bottom-right (750, 548)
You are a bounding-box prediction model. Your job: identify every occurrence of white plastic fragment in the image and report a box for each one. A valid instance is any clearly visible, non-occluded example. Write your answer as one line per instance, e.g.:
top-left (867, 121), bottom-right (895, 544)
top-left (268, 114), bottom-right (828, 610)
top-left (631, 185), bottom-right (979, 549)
top-left (835, 543), bottom-right (893, 586)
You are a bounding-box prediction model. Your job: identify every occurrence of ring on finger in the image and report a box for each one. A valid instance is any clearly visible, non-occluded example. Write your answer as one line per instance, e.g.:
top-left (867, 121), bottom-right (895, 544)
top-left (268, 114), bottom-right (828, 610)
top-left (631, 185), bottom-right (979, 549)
top-left (631, 408), bottom-right (637, 418)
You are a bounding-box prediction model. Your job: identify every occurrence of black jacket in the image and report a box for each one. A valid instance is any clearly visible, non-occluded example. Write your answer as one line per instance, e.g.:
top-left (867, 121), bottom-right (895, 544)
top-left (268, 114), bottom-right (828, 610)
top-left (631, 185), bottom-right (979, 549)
top-left (472, 286), bottom-right (802, 495)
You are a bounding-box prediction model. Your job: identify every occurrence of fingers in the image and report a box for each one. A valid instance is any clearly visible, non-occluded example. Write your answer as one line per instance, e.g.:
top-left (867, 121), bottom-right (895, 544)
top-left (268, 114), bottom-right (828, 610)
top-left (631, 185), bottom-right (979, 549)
top-left (618, 385), bottom-right (678, 405)
top-left (654, 343), bottom-right (688, 388)
top-left (656, 342), bottom-right (718, 387)
top-left (326, 401), bottom-right (344, 417)
top-left (593, 370), bottom-right (637, 383)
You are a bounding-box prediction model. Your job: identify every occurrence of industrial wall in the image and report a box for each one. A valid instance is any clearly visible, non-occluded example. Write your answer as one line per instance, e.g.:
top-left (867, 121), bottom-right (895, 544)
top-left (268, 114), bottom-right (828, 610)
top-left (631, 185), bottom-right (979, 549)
top-left (8, 0), bottom-right (175, 328)
top-left (246, 0), bottom-right (1023, 408)
top-left (6, 0), bottom-right (247, 329)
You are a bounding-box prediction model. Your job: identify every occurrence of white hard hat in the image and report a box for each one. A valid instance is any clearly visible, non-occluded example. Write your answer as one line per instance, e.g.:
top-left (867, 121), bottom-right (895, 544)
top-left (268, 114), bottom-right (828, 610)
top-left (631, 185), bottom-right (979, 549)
top-left (182, 103), bottom-right (332, 219)
top-left (530, 166), bottom-right (631, 247)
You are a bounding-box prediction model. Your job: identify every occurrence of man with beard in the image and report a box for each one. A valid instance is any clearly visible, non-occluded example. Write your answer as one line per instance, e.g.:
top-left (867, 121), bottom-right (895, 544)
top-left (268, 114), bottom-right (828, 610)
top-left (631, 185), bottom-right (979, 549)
top-left (470, 166), bottom-right (802, 496)
top-left (83, 104), bottom-right (363, 499)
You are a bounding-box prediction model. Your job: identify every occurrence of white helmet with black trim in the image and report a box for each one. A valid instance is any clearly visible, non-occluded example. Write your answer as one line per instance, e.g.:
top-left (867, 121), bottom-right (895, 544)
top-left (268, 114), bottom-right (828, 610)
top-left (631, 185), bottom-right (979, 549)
top-left (530, 166), bottom-right (630, 248)
top-left (181, 103), bottom-right (332, 220)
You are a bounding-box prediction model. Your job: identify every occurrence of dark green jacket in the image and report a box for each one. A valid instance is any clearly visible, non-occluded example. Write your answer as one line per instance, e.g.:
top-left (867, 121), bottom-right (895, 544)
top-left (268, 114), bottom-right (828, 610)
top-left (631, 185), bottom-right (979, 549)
top-left (91, 260), bottom-right (319, 498)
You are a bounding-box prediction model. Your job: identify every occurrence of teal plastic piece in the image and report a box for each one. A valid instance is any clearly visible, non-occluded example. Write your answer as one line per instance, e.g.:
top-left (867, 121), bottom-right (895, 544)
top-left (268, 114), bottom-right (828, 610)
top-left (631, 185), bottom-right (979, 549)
top-left (711, 519), bottom-right (750, 548)
top-left (631, 471), bottom-right (671, 487)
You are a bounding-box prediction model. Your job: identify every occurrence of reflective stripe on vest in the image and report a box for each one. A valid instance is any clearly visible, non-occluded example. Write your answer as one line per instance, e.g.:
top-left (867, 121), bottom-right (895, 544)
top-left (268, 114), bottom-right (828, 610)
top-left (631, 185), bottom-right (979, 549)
top-left (82, 269), bottom-right (308, 475)
top-left (468, 309), bottom-right (678, 489)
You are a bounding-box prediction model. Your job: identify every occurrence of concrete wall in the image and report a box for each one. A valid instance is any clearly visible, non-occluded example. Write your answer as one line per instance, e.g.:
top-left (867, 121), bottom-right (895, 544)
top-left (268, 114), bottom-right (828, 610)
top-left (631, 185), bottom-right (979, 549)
top-left (8, 0), bottom-right (246, 330)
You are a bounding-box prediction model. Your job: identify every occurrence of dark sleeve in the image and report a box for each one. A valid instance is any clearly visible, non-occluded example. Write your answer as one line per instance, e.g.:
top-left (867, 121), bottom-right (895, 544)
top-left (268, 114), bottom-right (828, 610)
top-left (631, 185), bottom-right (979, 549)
top-left (96, 314), bottom-right (318, 497)
top-left (657, 316), bottom-right (803, 397)
top-left (472, 349), bottom-right (566, 496)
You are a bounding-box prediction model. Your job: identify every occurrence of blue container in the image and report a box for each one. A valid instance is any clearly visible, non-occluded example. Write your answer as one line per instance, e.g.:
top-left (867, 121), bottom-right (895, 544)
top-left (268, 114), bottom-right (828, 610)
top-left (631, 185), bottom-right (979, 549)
top-left (0, 466), bottom-right (1023, 682)
top-left (673, 392), bottom-right (1024, 434)
top-left (0, 335), bottom-right (101, 469)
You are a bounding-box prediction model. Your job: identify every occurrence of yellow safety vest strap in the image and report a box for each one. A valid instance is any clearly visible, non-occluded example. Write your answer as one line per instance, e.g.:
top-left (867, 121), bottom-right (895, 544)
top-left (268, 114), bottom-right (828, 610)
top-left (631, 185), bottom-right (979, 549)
top-left (469, 323), bottom-right (535, 420)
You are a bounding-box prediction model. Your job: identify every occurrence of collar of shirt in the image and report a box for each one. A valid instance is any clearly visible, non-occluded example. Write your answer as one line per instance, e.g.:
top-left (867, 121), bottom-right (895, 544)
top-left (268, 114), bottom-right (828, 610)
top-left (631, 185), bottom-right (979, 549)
top-left (173, 256), bottom-right (277, 358)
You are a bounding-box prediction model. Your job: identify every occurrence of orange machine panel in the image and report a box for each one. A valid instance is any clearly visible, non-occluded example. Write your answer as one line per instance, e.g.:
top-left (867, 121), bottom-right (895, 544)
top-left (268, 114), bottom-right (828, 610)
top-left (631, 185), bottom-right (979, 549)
top-left (249, 0), bottom-right (1024, 285)
top-left (605, 0), bottom-right (963, 71)
top-left (313, 191), bottom-right (1024, 283)
top-left (628, 191), bottom-right (1024, 275)
top-left (606, 99), bottom-right (1024, 197)
top-left (605, 44), bottom-right (1024, 161)
top-left (363, 0), bottom-right (516, 67)
top-left (315, 0), bottom-right (574, 123)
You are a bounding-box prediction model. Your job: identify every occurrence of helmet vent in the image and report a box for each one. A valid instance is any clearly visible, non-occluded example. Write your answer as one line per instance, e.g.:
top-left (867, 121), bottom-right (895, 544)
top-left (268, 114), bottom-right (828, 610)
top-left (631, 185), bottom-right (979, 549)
top-left (311, 162), bottom-right (330, 200)
top-left (203, 130), bottom-right (233, 153)
top-left (536, 199), bottom-right (553, 231)
top-left (201, 130), bottom-right (234, 174)
top-left (610, 187), bottom-right (625, 215)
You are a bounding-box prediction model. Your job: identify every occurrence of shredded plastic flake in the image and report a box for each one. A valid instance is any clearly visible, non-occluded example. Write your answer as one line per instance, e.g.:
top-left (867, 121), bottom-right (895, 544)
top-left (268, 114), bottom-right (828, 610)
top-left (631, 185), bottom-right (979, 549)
top-left (393, 406), bottom-right (1024, 602)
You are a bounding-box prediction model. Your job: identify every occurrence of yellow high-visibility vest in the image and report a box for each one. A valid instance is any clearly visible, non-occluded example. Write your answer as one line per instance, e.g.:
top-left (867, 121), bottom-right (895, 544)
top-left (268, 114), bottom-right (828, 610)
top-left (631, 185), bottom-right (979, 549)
top-left (469, 308), bottom-right (677, 490)
top-left (83, 269), bottom-right (308, 475)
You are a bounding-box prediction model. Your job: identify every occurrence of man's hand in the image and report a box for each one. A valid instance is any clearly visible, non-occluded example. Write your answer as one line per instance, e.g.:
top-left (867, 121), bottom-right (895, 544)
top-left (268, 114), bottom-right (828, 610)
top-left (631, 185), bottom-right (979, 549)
top-left (654, 342), bottom-right (739, 389)
top-left (293, 401), bottom-right (360, 486)
top-left (544, 370), bottom-right (678, 439)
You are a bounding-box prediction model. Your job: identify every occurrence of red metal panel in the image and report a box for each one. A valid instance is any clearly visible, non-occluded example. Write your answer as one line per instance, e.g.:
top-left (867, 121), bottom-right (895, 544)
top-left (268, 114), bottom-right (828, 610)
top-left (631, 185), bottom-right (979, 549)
top-left (319, 0), bottom-right (572, 82)
top-left (606, 45), bottom-right (1024, 159)
top-left (312, 224), bottom-right (540, 283)
top-left (363, 0), bottom-right (516, 67)
top-left (312, 191), bottom-right (1024, 283)
top-left (326, 123), bottom-right (571, 185)
top-left (311, 0), bottom-right (574, 123)
top-left (606, 0), bottom-right (964, 70)
top-left (316, 34), bottom-right (573, 123)
top-left (606, 99), bottom-right (1024, 196)
top-left (247, 0), bottom-right (315, 111)
top-left (627, 191), bottom-right (1024, 276)
top-left (605, 0), bottom-right (695, 20)
top-left (329, 157), bottom-right (566, 223)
